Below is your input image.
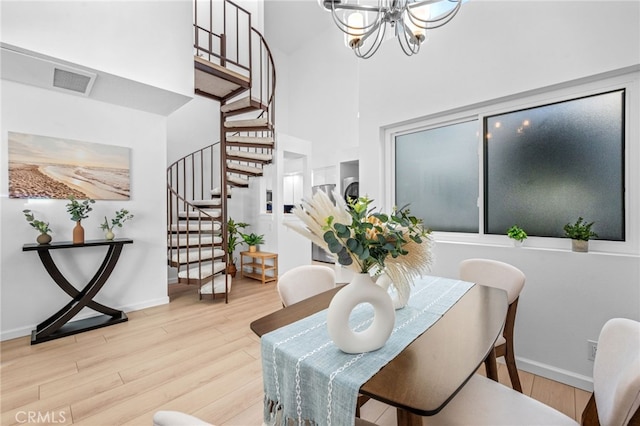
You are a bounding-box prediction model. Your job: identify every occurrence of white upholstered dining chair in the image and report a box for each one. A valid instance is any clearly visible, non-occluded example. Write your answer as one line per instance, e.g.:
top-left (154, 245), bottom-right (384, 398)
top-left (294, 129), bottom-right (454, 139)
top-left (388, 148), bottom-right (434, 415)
top-left (424, 317), bottom-right (640, 426)
top-left (276, 264), bottom-right (336, 307)
top-left (460, 258), bottom-right (526, 392)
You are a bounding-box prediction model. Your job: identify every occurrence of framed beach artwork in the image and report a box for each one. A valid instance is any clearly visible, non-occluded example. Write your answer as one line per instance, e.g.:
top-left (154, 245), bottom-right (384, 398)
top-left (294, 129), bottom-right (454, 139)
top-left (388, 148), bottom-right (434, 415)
top-left (8, 132), bottom-right (130, 200)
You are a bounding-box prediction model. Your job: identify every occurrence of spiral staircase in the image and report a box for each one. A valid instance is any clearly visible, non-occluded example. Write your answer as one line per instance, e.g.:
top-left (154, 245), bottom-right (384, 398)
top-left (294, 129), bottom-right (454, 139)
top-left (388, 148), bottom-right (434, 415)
top-left (167, 0), bottom-right (276, 302)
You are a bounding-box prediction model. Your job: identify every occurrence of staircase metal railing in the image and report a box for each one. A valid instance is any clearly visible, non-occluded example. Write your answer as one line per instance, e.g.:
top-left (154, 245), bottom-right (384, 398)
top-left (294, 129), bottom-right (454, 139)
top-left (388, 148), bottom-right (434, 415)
top-left (167, 0), bottom-right (277, 301)
top-left (167, 142), bottom-right (226, 299)
top-left (194, 0), bottom-right (251, 74)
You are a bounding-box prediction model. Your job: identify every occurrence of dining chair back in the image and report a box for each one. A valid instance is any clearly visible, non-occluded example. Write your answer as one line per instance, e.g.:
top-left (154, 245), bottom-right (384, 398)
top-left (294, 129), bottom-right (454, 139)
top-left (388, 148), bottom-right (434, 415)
top-left (422, 318), bottom-right (640, 426)
top-left (588, 317), bottom-right (640, 425)
top-left (277, 265), bottom-right (336, 307)
top-left (460, 258), bottom-right (526, 392)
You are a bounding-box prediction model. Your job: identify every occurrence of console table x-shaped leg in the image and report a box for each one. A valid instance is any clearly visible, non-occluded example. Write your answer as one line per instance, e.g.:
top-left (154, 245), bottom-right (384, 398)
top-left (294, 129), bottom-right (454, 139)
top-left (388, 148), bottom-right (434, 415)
top-left (23, 239), bottom-right (133, 345)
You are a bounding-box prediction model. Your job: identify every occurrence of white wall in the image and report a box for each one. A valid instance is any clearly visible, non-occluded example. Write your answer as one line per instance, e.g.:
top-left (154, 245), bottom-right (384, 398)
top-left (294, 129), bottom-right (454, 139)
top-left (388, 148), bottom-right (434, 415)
top-left (0, 81), bottom-right (170, 340)
top-left (283, 25), bottom-right (360, 170)
top-left (167, 96), bottom-right (221, 165)
top-left (0, 0), bottom-right (193, 97)
top-left (273, 0), bottom-right (640, 389)
top-left (0, 0), bottom-right (192, 340)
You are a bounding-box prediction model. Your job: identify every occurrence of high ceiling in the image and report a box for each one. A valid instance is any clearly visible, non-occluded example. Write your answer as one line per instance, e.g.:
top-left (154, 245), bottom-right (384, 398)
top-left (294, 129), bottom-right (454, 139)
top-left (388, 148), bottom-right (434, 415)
top-left (263, 0), bottom-right (334, 54)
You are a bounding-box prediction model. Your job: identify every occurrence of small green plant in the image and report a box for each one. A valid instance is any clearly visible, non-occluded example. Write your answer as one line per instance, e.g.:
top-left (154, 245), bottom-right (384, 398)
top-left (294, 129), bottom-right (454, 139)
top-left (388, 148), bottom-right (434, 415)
top-left (66, 196), bottom-right (95, 222)
top-left (100, 209), bottom-right (134, 231)
top-left (241, 232), bottom-right (265, 246)
top-left (563, 217), bottom-right (598, 241)
top-left (507, 225), bottom-right (527, 242)
top-left (23, 210), bottom-right (52, 234)
top-left (227, 218), bottom-right (249, 256)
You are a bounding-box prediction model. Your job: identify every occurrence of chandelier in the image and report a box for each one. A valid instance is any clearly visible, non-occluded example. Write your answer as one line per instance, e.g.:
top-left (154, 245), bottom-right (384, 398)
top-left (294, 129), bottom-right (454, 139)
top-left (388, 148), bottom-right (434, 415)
top-left (318, 0), bottom-right (462, 59)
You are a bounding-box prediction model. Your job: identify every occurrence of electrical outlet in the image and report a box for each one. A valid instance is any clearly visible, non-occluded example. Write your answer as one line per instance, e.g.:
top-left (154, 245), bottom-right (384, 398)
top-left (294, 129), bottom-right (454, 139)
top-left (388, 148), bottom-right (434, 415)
top-left (588, 340), bottom-right (598, 361)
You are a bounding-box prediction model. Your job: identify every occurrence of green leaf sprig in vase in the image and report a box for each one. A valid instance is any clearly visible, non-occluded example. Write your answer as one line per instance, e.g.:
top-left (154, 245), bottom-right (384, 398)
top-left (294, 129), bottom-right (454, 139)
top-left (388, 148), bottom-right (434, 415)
top-left (507, 225), bottom-right (527, 246)
top-left (227, 218), bottom-right (249, 276)
top-left (66, 196), bottom-right (95, 244)
top-left (100, 209), bottom-right (134, 240)
top-left (563, 217), bottom-right (598, 252)
top-left (23, 209), bottom-right (53, 244)
top-left (241, 232), bottom-right (265, 252)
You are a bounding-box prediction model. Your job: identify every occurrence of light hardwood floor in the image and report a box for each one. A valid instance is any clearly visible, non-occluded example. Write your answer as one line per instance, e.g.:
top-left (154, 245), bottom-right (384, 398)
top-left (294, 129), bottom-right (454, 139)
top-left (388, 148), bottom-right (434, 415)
top-left (1, 277), bottom-right (591, 425)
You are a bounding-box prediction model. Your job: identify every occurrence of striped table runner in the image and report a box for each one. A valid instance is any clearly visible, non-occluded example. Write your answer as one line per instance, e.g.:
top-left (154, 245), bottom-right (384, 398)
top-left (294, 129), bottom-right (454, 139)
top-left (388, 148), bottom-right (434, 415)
top-left (261, 275), bottom-right (474, 426)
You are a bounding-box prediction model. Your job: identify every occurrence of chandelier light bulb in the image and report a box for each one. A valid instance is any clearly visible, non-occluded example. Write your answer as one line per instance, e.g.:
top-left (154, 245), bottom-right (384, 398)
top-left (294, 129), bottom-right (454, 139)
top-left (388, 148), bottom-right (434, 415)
top-left (406, 4), bottom-right (430, 43)
top-left (347, 12), bottom-right (365, 48)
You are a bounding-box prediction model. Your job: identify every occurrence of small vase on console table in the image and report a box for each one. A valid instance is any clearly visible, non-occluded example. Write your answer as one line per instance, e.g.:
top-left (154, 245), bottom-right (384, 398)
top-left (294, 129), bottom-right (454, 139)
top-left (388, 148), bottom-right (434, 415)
top-left (73, 221), bottom-right (84, 244)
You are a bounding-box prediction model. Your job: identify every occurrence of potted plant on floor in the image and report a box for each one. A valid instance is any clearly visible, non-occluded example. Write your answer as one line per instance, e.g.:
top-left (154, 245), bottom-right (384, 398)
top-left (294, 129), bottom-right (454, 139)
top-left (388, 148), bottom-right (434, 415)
top-left (100, 209), bottom-right (134, 240)
top-left (507, 225), bottom-right (527, 247)
top-left (66, 196), bottom-right (95, 244)
top-left (227, 218), bottom-right (249, 277)
top-left (23, 209), bottom-right (53, 244)
top-left (241, 232), bottom-right (265, 253)
top-left (563, 217), bottom-right (598, 252)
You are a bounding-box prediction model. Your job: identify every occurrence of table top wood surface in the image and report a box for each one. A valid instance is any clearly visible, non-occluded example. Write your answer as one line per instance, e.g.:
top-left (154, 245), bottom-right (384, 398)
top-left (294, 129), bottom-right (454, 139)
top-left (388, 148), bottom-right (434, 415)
top-left (23, 238), bottom-right (133, 251)
top-left (240, 251), bottom-right (277, 258)
top-left (250, 282), bottom-right (507, 419)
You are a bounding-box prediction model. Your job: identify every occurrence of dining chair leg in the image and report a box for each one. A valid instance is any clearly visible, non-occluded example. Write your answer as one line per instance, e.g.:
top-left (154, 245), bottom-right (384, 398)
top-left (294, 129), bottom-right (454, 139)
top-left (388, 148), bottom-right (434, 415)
top-left (504, 343), bottom-right (523, 392)
top-left (484, 348), bottom-right (499, 382)
top-left (501, 299), bottom-right (523, 392)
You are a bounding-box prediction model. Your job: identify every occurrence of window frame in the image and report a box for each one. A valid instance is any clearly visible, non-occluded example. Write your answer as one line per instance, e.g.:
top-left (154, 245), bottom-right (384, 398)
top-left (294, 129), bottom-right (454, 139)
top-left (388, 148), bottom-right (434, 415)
top-left (384, 68), bottom-right (639, 255)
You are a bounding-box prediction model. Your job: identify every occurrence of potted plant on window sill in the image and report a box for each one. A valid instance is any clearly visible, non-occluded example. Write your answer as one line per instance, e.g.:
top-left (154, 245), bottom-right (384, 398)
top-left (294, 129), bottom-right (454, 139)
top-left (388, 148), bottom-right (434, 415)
top-left (563, 217), bottom-right (598, 253)
top-left (507, 225), bottom-right (527, 247)
top-left (241, 232), bottom-right (265, 253)
top-left (227, 218), bottom-right (249, 277)
top-left (66, 196), bottom-right (95, 244)
top-left (100, 209), bottom-right (133, 240)
top-left (23, 209), bottom-right (53, 244)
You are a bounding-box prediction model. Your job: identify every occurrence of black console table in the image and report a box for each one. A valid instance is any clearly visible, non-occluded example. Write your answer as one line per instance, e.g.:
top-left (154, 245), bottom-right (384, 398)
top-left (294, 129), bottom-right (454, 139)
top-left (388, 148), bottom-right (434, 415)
top-left (23, 238), bottom-right (133, 345)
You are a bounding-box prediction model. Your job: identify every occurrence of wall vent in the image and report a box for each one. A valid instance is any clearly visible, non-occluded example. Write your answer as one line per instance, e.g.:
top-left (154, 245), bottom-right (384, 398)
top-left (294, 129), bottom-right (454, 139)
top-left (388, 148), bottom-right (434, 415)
top-left (53, 68), bottom-right (93, 94)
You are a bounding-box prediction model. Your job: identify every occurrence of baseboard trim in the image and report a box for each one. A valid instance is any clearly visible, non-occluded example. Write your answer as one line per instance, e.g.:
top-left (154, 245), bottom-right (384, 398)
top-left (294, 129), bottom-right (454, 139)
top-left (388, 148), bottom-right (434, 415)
top-left (516, 356), bottom-right (594, 392)
top-left (0, 296), bottom-right (170, 342)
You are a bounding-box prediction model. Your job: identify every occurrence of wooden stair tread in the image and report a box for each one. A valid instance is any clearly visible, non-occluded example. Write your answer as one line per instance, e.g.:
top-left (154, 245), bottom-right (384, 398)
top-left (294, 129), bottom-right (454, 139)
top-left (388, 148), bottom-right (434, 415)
top-left (178, 209), bottom-right (221, 219)
top-left (227, 175), bottom-right (250, 187)
top-left (226, 149), bottom-right (272, 163)
top-left (199, 274), bottom-right (233, 295)
top-left (226, 163), bottom-right (263, 176)
top-left (169, 248), bottom-right (225, 265)
top-left (169, 235), bottom-right (223, 247)
top-left (194, 56), bottom-right (250, 101)
top-left (224, 117), bottom-right (271, 130)
top-left (221, 96), bottom-right (266, 114)
top-left (194, 56), bottom-right (250, 84)
top-left (191, 199), bottom-right (222, 208)
top-left (178, 261), bottom-right (227, 282)
top-left (170, 222), bottom-right (221, 233)
top-left (226, 135), bottom-right (274, 146)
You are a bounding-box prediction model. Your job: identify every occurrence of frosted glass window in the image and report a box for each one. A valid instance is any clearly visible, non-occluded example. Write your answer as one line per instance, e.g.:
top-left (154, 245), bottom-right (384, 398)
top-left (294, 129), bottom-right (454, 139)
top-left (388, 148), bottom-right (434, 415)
top-left (395, 120), bottom-right (479, 232)
top-left (485, 90), bottom-right (624, 240)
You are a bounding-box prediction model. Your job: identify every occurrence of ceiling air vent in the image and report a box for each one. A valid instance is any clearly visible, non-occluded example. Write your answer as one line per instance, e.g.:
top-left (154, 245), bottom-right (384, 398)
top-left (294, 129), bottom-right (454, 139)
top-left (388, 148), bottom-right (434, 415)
top-left (53, 68), bottom-right (93, 94)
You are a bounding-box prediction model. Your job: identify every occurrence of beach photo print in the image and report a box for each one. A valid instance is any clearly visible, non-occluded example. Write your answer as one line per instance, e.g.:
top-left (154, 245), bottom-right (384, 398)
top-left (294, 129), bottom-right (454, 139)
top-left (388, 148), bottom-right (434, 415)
top-left (8, 132), bottom-right (130, 200)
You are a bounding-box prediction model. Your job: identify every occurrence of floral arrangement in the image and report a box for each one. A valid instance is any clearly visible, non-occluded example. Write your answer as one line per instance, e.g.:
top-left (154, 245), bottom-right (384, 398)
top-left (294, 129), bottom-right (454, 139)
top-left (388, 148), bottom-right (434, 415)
top-left (285, 190), bottom-right (433, 301)
top-left (100, 209), bottom-right (134, 231)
